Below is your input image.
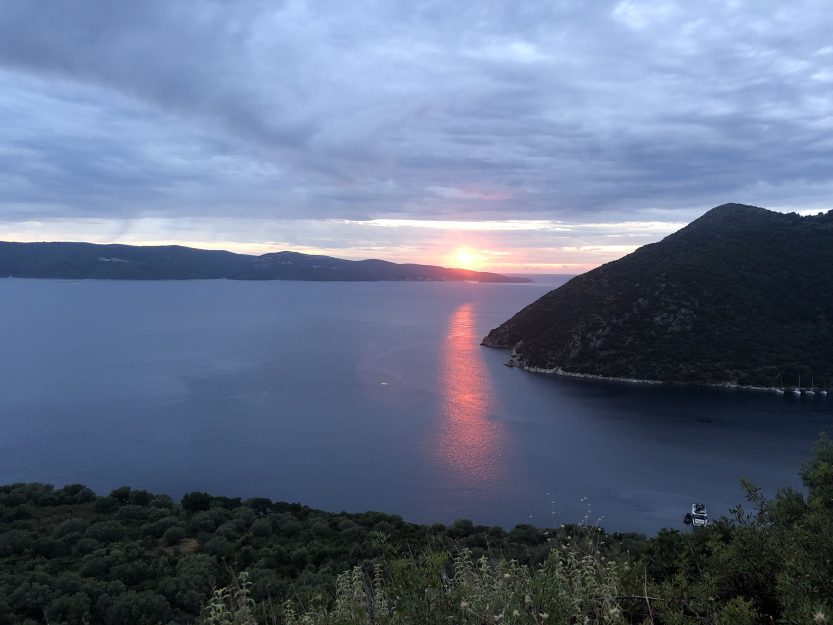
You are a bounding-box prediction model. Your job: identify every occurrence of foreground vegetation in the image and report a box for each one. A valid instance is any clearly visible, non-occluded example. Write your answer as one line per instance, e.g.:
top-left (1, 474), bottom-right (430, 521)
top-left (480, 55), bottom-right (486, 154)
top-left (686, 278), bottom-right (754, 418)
top-left (2, 437), bottom-right (832, 624)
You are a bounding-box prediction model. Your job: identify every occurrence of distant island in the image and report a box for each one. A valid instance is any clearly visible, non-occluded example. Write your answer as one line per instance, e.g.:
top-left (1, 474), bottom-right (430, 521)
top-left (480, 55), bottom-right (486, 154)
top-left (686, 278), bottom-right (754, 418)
top-left (483, 203), bottom-right (833, 388)
top-left (0, 241), bottom-right (530, 283)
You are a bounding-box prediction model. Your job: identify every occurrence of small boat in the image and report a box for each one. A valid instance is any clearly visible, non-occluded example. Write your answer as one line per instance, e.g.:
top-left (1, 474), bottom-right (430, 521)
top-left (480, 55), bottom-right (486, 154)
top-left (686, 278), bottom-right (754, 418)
top-left (806, 376), bottom-right (816, 397)
top-left (791, 375), bottom-right (802, 396)
top-left (775, 374), bottom-right (784, 395)
top-left (820, 378), bottom-right (828, 398)
top-left (683, 502), bottom-right (708, 528)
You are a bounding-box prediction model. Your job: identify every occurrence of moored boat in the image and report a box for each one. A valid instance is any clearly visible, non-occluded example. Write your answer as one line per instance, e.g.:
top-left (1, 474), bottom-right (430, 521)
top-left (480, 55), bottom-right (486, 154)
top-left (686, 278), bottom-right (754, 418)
top-left (791, 375), bottom-right (802, 396)
top-left (683, 502), bottom-right (708, 527)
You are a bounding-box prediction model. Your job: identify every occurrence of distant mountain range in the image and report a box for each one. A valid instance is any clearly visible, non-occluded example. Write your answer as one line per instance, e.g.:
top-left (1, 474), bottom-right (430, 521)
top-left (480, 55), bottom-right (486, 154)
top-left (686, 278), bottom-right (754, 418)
top-left (0, 242), bottom-right (530, 283)
top-left (483, 203), bottom-right (833, 387)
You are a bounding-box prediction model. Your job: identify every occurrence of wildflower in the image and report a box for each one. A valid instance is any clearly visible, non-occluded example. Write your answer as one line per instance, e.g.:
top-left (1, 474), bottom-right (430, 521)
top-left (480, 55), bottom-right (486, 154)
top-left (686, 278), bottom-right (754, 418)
top-left (460, 601), bottom-right (469, 609)
top-left (494, 613), bottom-right (503, 621)
top-left (539, 613), bottom-right (549, 620)
top-left (503, 573), bottom-right (511, 579)
top-left (524, 595), bottom-right (532, 605)
top-left (814, 611), bottom-right (826, 624)
top-left (513, 610), bottom-right (520, 617)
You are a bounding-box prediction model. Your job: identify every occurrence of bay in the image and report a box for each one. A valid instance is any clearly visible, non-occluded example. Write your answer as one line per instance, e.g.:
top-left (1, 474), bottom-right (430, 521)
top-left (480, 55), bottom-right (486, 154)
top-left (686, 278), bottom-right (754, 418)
top-left (1, 278), bottom-right (830, 534)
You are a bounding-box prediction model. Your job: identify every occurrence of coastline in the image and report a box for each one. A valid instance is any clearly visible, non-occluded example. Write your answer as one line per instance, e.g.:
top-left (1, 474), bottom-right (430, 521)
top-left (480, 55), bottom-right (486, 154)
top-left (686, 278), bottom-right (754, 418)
top-left (503, 356), bottom-right (784, 394)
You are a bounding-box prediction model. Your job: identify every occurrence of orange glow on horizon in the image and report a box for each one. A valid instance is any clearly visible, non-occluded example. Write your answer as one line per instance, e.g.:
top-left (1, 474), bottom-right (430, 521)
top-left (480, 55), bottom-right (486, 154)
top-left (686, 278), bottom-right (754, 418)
top-left (0, 215), bottom-right (687, 275)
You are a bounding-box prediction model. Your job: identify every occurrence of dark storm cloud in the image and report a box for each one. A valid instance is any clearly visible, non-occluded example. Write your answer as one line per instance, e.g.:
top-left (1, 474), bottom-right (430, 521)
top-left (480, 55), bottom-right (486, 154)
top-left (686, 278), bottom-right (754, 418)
top-left (1, 0), bottom-right (832, 225)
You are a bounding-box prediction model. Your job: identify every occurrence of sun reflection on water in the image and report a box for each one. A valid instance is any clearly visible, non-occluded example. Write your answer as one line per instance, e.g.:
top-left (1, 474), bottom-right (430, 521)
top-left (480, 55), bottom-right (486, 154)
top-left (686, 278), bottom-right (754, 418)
top-left (436, 303), bottom-right (506, 488)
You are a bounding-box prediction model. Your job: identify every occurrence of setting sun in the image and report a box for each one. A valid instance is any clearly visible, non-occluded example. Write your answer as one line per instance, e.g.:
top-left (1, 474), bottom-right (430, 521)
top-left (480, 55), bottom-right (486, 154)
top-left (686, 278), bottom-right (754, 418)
top-left (453, 247), bottom-right (480, 270)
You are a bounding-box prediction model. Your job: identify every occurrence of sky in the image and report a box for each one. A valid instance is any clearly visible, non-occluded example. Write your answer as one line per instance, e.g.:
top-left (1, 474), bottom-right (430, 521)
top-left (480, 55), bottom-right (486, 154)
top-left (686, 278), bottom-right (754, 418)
top-left (1, 1), bottom-right (832, 273)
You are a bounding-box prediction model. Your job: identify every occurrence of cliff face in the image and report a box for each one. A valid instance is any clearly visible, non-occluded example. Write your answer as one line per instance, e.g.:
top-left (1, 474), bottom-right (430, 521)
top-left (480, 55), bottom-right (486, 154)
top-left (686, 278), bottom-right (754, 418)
top-left (483, 204), bottom-right (833, 386)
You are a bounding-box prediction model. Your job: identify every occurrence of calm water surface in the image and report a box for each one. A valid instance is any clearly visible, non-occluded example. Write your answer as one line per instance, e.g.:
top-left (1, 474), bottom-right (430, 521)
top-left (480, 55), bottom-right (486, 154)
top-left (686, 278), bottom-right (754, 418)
top-left (1, 278), bottom-right (830, 533)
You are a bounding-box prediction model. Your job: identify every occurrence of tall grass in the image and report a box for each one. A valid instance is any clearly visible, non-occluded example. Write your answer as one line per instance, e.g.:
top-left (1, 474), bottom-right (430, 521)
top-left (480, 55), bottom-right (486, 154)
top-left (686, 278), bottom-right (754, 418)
top-left (202, 530), bottom-right (625, 625)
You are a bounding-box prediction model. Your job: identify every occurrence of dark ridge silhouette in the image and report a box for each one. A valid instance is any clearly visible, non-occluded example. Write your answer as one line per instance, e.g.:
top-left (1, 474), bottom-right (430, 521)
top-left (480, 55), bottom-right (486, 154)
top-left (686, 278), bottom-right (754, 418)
top-left (483, 203), bottom-right (833, 386)
top-left (0, 242), bottom-right (530, 283)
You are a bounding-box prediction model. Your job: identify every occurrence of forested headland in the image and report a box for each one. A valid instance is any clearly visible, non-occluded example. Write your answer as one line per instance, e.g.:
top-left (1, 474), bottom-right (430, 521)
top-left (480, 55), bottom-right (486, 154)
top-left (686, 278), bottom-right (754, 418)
top-left (483, 204), bottom-right (833, 387)
top-left (1, 436), bottom-right (832, 625)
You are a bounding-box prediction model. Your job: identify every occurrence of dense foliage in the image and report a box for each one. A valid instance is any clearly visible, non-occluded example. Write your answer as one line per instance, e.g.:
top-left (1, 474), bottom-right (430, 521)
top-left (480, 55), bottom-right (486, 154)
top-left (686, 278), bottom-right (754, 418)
top-left (2, 436), bottom-right (832, 624)
top-left (0, 481), bottom-right (642, 624)
top-left (210, 437), bottom-right (833, 625)
top-left (0, 242), bottom-right (527, 282)
top-left (483, 204), bottom-right (833, 387)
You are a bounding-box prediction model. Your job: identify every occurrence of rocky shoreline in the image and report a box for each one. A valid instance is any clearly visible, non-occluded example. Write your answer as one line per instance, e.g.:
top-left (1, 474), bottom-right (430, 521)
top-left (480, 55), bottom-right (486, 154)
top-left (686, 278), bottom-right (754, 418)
top-left (501, 353), bottom-right (785, 394)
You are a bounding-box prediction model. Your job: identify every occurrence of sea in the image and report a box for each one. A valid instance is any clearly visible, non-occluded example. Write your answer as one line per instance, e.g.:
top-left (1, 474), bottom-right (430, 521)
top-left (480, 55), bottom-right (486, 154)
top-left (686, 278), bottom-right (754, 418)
top-left (1, 277), bottom-right (830, 534)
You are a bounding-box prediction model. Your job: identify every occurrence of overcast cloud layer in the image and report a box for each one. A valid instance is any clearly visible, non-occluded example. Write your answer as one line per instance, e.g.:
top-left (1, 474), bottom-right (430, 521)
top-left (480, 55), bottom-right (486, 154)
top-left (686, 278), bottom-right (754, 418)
top-left (1, 0), bottom-right (832, 270)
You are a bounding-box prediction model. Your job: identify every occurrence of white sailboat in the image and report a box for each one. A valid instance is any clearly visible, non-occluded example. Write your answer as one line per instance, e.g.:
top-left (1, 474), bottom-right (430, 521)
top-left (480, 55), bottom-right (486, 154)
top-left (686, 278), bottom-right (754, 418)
top-left (791, 375), bottom-right (802, 396)
top-left (806, 376), bottom-right (816, 397)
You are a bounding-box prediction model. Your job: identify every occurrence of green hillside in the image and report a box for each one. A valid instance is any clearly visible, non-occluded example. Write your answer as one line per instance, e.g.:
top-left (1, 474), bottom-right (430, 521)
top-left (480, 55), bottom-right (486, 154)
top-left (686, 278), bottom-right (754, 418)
top-left (483, 204), bottom-right (833, 387)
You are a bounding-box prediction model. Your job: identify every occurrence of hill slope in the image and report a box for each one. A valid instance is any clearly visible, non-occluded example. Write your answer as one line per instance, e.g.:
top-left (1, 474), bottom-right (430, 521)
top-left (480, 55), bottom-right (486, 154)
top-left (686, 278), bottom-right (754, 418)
top-left (0, 242), bottom-right (529, 283)
top-left (482, 204), bottom-right (833, 386)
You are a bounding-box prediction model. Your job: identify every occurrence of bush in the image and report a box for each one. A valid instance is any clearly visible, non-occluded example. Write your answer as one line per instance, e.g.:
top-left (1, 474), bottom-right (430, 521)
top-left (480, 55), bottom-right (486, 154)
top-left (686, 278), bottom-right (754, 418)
top-left (163, 524), bottom-right (187, 546)
top-left (53, 518), bottom-right (89, 539)
top-left (250, 518), bottom-right (272, 538)
top-left (182, 492), bottom-right (212, 512)
top-left (106, 590), bottom-right (171, 625)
